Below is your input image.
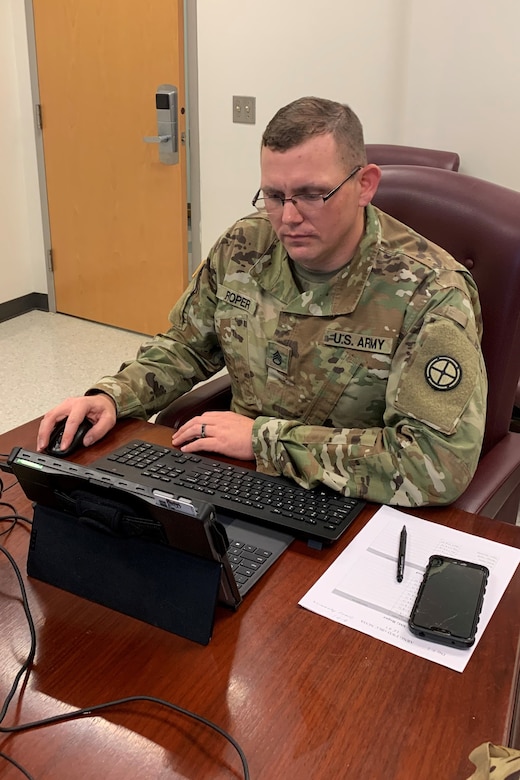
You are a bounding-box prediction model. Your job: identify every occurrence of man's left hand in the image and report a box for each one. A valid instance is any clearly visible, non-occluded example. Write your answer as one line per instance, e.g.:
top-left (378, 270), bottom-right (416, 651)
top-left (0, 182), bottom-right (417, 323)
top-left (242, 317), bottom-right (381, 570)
top-left (171, 411), bottom-right (255, 461)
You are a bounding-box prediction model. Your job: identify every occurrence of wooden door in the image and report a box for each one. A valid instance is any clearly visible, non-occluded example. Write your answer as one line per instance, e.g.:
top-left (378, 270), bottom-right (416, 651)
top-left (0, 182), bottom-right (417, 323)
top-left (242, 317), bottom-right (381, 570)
top-left (32, 0), bottom-right (188, 335)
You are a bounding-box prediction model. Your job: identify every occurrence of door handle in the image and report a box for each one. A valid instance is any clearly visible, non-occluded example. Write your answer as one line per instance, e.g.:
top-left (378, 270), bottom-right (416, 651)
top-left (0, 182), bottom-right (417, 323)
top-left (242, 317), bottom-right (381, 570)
top-left (143, 85), bottom-right (178, 165)
top-left (143, 135), bottom-right (172, 144)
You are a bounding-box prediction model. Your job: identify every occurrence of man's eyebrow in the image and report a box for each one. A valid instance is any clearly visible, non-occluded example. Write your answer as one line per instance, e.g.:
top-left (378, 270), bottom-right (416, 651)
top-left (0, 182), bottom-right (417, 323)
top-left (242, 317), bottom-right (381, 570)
top-left (262, 182), bottom-right (329, 195)
top-left (293, 183), bottom-right (329, 193)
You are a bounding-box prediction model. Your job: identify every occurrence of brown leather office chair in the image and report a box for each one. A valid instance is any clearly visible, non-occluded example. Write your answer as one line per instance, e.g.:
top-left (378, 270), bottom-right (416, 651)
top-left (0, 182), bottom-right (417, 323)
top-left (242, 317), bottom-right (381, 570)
top-left (372, 166), bottom-right (520, 522)
top-left (366, 143), bottom-right (460, 171)
top-left (368, 145), bottom-right (519, 438)
top-left (157, 166), bottom-right (520, 524)
top-left (512, 392), bottom-right (520, 433)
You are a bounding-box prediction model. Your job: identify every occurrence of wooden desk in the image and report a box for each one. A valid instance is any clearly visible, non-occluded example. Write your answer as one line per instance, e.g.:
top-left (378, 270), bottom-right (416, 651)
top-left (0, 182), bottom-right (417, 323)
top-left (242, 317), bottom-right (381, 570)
top-left (1, 418), bottom-right (520, 779)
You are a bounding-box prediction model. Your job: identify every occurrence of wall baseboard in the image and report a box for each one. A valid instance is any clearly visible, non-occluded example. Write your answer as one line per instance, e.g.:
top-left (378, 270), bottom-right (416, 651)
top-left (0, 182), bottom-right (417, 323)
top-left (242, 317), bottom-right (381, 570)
top-left (0, 293), bottom-right (49, 324)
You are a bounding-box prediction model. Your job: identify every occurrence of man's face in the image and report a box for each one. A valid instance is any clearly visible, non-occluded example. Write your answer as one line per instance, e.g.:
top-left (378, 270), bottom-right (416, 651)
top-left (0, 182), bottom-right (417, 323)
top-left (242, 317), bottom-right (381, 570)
top-left (260, 133), bottom-right (371, 273)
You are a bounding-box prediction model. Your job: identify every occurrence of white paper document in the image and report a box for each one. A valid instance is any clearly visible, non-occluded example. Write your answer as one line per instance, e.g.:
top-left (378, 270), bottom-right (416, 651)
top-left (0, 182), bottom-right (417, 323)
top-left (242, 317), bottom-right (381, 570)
top-left (299, 505), bottom-right (520, 672)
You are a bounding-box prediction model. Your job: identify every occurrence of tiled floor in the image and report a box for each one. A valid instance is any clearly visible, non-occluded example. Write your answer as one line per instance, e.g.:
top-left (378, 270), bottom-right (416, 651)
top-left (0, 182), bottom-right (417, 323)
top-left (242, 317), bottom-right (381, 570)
top-left (0, 310), bottom-right (146, 434)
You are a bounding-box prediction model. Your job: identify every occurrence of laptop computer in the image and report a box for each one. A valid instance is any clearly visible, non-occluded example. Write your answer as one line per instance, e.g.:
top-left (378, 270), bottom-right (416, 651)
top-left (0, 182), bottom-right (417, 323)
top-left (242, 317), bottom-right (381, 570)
top-left (8, 446), bottom-right (293, 644)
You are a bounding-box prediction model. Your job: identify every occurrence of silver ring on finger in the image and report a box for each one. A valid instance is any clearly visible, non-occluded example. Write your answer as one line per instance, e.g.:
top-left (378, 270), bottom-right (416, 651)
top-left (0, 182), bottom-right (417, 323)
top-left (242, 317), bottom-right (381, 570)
top-left (200, 423), bottom-right (206, 439)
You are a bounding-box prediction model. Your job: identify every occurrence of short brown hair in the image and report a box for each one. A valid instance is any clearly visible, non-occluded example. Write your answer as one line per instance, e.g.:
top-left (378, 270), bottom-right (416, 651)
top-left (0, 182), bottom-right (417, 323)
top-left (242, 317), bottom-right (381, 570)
top-left (261, 96), bottom-right (367, 167)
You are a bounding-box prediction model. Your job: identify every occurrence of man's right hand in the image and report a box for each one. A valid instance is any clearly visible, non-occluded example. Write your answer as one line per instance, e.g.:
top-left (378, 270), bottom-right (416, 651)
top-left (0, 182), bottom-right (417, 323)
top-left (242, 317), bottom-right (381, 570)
top-left (37, 394), bottom-right (117, 453)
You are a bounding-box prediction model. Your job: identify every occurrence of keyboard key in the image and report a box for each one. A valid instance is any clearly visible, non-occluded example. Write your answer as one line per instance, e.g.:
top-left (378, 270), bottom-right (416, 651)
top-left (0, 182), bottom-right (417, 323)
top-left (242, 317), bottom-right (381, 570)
top-left (237, 566), bottom-right (255, 578)
top-left (240, 551), bottom-right (270, 565)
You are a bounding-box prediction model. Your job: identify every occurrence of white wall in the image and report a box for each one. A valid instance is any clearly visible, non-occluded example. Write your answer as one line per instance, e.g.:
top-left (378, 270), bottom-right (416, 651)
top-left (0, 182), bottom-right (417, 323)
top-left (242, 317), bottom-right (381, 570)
top-left (196, 0), bottom-right (409, 254)
top-left (3, 0), bottom-right (520, 303)
top-left (0, 0), bottom-right (46, 305)
top-left (401, 0), bottom-right (520, 190)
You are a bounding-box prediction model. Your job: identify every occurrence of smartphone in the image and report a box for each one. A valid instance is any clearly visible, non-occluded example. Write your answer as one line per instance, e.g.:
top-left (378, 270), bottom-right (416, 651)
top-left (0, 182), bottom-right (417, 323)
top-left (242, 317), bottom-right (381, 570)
top-left (408, 555), bottom-right (489, 648)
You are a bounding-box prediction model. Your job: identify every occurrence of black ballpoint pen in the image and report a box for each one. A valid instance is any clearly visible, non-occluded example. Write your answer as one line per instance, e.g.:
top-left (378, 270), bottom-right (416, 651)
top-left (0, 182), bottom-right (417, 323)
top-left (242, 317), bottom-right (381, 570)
top-left (397, 525), bottom-right (407, 582)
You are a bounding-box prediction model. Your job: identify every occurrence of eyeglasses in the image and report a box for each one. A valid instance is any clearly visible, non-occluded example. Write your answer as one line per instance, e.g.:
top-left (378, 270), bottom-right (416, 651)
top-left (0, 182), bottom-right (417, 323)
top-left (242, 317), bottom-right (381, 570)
top-left (252, 165), bottom-right (363, 215)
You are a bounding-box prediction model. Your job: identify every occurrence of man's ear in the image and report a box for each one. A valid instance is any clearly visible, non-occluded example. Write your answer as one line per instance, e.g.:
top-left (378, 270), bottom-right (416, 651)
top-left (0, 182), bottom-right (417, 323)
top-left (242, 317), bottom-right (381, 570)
top-left (358, 164), bottom-right (382, 207)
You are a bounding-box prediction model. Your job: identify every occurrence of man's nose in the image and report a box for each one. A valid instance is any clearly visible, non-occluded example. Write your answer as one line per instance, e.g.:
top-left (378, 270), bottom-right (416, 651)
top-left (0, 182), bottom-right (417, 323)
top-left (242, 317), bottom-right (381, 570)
top-left (281, 199), bottom-right (304, 223)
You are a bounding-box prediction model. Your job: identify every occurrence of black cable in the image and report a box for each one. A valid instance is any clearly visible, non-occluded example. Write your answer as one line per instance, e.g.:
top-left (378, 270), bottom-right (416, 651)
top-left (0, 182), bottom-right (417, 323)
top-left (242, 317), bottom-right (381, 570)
top-left (0, 501), bottom-right (18, 514)
top-left (1, 696), bottom-right (250, 779)
top-left (0, 542), bottom-right (250, 780)
top-left (0, 467), bottom-right (18, 495)
top-left (0, 514), bottom-right (32, 535)
top-left (0, 461), bottom-right (13, 480)
top-left (0, 512), bottom-right (32, 538)
top-left (0, 515), bottom-right (32, 536)
top-left (0, 471), bottom-right (32, 533)
top-left (0, 546), bottom-right (37, 724)
top-left (0, 750), bottom-right (34, 780)
top-left (2, 481), bottom-right (20, 493)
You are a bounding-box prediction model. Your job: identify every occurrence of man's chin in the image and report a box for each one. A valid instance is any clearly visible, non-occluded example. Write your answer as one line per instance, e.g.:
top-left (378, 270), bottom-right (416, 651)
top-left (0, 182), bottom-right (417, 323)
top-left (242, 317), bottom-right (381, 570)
top-left (282, 237), bottom-right (316, 259)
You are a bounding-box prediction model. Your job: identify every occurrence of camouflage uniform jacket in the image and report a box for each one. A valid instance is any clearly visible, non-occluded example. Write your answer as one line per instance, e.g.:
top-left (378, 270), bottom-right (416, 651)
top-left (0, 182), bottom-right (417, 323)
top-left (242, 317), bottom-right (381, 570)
top-left (90, 204), bottom-right (487, 507)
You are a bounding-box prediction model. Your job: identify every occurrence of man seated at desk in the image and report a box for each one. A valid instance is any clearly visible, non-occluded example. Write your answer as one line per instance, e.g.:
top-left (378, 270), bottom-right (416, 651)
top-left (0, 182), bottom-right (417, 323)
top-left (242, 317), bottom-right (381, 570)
top-left (37, 96), bottom-right (487, 508)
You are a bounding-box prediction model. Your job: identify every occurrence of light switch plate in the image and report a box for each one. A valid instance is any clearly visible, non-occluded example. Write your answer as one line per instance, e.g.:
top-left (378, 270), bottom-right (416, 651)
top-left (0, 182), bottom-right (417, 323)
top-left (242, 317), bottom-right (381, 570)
top-left (233, 95), bottom-right (256, 124)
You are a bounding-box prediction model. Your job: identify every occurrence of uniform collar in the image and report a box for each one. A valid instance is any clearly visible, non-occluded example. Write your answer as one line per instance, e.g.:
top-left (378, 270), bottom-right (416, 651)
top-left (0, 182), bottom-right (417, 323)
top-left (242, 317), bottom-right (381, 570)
top-left (249, 204), bottom-right (382, 315)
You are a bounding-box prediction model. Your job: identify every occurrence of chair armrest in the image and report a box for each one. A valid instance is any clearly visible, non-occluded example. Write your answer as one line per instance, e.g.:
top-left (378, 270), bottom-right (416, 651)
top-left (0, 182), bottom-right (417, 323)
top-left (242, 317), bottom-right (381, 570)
top-left (155, 374), bottom-right (232, 430)
top-left (452, 432), bottom-right (520, 524)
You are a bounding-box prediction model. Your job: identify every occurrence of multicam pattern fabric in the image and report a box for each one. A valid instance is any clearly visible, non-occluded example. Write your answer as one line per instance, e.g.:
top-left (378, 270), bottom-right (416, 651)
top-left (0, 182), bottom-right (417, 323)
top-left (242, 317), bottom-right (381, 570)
top-left (465, 743), bottom-right (520, 779)
top-left (89, 204), bottom-right (487, 506)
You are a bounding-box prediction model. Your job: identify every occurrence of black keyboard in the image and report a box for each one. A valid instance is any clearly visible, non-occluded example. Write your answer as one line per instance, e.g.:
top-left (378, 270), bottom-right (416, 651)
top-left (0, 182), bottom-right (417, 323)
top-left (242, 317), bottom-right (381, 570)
top-left (92, 440), bottom-right (366, 544)
top-left (226, 535), bottom-right (273, 592)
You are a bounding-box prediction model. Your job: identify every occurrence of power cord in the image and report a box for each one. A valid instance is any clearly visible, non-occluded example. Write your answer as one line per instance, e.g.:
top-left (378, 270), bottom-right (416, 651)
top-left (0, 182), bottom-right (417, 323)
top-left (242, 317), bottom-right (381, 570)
top-left (1, 480), bottom-right (20, 493)
top-left (0, 460), bottom-right (22, 492)
top-left (0, 529), bottom-right (250, 779)
top-left (0, 457), bottom-right (16, 498)
top-left (0, 470), bottom-right (32, 537)
top-left (0, 750), bottom-right (34, 779)
top-left (0, 512), bottom-right (32, 537)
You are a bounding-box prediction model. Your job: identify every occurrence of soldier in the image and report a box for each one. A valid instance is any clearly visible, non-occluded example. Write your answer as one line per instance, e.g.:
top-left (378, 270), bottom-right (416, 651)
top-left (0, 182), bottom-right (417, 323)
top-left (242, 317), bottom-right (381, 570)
top-left (37, 96), bottom-right (487, 506)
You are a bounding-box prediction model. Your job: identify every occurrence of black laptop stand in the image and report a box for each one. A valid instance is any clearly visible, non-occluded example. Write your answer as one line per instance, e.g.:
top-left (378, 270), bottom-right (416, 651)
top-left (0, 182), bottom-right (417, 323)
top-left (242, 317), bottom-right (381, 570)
top-left (28, 503), bottom-right (223, 645)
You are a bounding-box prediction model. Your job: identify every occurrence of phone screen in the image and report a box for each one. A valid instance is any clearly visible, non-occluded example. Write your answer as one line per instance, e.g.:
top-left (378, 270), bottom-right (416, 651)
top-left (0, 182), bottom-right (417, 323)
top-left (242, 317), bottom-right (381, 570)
top-left (409, 555), bottom-right (489, 647)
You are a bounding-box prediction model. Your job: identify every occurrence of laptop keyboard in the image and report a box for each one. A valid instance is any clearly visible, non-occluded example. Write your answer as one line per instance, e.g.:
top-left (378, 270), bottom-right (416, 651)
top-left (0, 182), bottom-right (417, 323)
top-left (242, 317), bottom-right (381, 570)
top-left (217, 515), bottom-right (293, 599)
top-left (227, 537), bottom-right (273, 590)
top-left (92, 439), bottom-right (366, 544)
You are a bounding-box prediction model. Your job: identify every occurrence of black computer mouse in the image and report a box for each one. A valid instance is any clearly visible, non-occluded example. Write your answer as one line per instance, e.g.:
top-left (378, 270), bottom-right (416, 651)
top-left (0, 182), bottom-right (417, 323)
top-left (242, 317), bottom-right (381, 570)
top-left (46, 417), bottom-right (94, 458)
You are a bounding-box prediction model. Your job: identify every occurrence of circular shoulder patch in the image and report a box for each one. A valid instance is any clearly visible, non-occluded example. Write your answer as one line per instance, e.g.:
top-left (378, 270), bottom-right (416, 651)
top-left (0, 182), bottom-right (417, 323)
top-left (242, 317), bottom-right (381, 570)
top-left (425, 356), bottom-right (462, 391)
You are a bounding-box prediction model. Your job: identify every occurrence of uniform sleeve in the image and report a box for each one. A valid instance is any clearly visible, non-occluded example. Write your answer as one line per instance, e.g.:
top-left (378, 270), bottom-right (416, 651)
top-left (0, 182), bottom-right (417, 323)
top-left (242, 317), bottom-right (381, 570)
top-left (86, 256), bottom-right (224, 418)
top-left (252, 285), bottom-right (487, 507)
